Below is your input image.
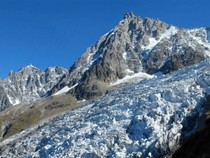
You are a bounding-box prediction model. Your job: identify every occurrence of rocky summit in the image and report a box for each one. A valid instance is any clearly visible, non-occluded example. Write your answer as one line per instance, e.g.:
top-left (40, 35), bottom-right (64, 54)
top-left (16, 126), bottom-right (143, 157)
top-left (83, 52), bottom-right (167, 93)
top-left (0, 12), bottom-right (210, 158)
top-left (0, 12), bottom-right (210, 110)
top-left (49, 12), bottom-right (210, 101)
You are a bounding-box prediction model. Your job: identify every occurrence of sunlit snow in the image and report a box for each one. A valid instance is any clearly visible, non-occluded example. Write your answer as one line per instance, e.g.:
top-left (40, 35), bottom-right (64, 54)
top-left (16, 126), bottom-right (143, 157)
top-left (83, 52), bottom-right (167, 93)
top-left (53, 84), bottom-right (78, 96)
top-left (1, 59), bottom-right (210, 158)
top-left (141, 26), bottom-right (177, 51)
top-left (111, 72), bottom-right (153, 86)
top-left (7, 95), bottom-right (20, 106)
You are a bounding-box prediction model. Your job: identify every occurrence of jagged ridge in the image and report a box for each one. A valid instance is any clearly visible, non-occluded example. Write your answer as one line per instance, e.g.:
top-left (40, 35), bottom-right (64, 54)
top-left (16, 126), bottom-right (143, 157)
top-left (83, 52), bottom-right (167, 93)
top-left (0, 12), bottom-right (210, 157)
top-left (0, 13), bottom-right (210, 110)
top-left (0, 65), bottom-right (68, 111)
top-left (50, 12), bottom-right (210, 100)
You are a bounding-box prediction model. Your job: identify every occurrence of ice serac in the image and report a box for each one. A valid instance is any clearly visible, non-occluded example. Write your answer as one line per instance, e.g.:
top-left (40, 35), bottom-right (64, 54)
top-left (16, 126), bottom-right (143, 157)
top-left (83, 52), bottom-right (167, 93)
top-left (2, 59), bottom-right (210, 157)
top-left (51, 12), bottom-right (210, 100)
top-left (2, 65), bottom-right (68, 110)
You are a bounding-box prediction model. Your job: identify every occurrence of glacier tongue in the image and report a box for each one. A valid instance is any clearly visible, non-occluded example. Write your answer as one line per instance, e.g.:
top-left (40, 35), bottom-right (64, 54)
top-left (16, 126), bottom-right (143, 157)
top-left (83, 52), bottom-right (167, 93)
top-left (1, 59), bottom-right (210, 158)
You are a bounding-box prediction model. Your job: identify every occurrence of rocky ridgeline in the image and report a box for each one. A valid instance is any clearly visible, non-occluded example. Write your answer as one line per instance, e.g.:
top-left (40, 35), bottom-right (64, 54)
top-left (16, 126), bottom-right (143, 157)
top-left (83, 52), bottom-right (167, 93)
top-left (51, 12), bottom-right (210, 100)
top-left (0, 65), bottom-right (68, 111)
top-left (0, 12), bottom-right (210, 111)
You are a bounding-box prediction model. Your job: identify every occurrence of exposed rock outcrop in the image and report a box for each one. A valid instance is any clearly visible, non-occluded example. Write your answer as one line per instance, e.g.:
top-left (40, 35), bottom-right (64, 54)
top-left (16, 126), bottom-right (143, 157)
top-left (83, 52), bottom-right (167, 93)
top-left (172, 95), bottom-right (210, 158)
top-left (52, 12), bottom-right (210, 100)
top-left (0, 65), bottom-right (68, 111)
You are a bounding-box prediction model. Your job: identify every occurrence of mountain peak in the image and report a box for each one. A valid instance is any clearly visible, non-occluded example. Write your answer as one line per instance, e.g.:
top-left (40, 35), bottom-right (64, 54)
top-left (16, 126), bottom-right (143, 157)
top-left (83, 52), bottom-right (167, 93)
top-left (121, 12), bottom-right (142, 23)
top-left (58, 13), bottom-right (209, 101)
top-left (25, 64), bottom-right (38, 69)
top-left (18, 64), bottom-right (40, 74)
top-left (123, 12), bottom-right (135, 19)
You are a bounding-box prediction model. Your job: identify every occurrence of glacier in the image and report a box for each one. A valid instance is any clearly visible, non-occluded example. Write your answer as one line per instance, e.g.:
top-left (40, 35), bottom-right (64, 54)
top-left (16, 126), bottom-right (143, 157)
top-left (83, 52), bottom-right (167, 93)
top-left (1, 59), bottom-right (210, 157)
top-left (207, 28), bottom-right (210, 42)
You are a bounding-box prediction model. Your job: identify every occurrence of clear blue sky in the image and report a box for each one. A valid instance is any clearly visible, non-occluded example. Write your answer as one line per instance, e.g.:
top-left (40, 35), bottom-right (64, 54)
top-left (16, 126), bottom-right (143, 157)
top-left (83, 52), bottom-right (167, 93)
top-left (0, 0), bottom-right (209, 78)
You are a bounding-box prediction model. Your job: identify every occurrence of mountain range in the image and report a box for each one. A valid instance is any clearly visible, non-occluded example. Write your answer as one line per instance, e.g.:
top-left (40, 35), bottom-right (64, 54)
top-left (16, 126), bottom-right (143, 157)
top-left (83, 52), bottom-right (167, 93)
top-left (0, 12), bottom-right (210, 157)
top-left (0, 65), bottom-right (68, 111)
top-left (49, 12), bottom-right (210, 100)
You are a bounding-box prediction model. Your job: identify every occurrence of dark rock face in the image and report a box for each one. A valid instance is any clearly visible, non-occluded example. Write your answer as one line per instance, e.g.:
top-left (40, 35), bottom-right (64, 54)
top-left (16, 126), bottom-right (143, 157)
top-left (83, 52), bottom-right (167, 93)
top-left (0, 83), bottom-right (10, 111)
top-left (173, 125), bottom-right (210, 158)
top-left (144, 29), bottom-right (207, 74)
top-left (172, 95), bottom-right (210, 158)
top-left (158, 46), bottom-right (205, 74)
top-left (60, 13), bottom-right (210, 100)
top-left (207, 27), bottom-right (210, 42)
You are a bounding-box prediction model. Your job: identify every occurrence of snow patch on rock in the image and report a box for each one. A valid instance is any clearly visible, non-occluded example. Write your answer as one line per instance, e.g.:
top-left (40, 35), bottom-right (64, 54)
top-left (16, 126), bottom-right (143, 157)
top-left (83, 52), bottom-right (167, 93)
top-left (141, 26), bottom-right (177, 51)
top-left (53, 84), bottom-right (78, 96)
top-left (111, 72), bottom-right (153, 86)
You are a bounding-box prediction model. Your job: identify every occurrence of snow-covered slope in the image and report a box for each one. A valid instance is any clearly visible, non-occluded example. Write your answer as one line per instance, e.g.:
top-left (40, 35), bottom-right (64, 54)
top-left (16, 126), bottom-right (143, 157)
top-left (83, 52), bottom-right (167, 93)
top-left (1, 59), bottom-right (210, 158)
